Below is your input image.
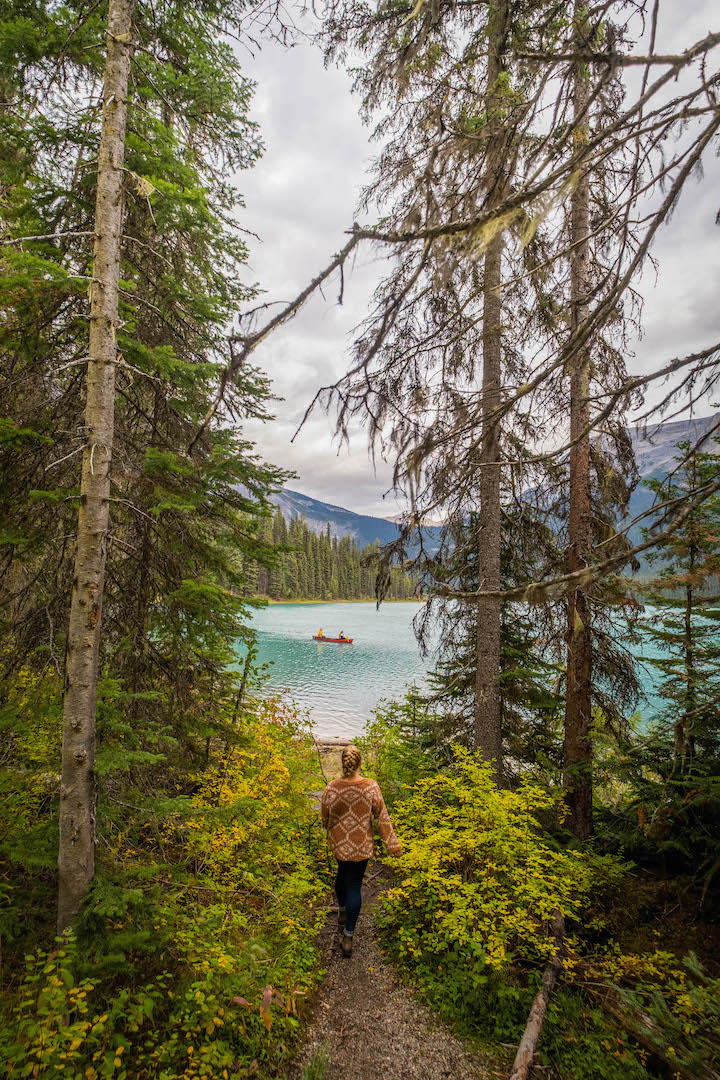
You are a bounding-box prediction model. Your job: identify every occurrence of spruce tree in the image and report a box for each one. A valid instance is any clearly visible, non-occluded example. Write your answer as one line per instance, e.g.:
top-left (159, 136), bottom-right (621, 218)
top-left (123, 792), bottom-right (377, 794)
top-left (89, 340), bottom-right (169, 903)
top-left (615, 442), bottom-right (720, 887)
top-left (563, 0), bottom-right (594, 841)
top-left (641, 445), bottom-right (720, 766)
top-left (57, 0), bottom-right (136, 935)
top-left (0, 0), bottom-right (283, 928)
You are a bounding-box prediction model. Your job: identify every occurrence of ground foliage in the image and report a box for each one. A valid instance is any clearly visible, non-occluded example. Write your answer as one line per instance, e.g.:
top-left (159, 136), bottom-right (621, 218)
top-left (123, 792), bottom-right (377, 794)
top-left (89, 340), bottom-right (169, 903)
top-left (362, 709), bottom-right (720, 1080)
top-left (1, 696), bottom-right (329, 1080)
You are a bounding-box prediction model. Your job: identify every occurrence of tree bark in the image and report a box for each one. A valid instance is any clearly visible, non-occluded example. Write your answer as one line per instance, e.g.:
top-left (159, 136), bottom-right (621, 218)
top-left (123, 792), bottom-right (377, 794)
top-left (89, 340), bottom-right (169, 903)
top-left (57, 0), bottom-right (135, 935)
top-left (563, 3), bottom-right (594, 840)
top-left (474, 0), bottom-right (510, 780)
top-left (509, 912), bottom-right (565, 1080)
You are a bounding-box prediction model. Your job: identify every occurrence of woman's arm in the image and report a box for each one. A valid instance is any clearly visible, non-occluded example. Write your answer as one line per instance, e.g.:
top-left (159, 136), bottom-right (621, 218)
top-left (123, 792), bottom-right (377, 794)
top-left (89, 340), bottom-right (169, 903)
top-left (371, 783), bottom-right (402, 856)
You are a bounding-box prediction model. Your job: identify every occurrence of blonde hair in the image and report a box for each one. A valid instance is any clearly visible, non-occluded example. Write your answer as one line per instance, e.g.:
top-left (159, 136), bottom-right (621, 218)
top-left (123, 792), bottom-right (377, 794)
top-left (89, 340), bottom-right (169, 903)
top-left (341, 744), bottom-right (362, 778)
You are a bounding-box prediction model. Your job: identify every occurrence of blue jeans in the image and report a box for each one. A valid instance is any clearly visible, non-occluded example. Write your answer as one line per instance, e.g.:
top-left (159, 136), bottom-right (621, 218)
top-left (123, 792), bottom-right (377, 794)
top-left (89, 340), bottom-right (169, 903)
top-left (335, 858), bottom-right (368, 936)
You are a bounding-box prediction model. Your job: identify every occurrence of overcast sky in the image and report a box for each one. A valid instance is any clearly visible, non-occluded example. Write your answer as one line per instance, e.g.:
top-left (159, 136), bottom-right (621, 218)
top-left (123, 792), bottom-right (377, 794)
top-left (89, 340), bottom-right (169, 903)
top-left (234, 2), bottom-right (720, 518)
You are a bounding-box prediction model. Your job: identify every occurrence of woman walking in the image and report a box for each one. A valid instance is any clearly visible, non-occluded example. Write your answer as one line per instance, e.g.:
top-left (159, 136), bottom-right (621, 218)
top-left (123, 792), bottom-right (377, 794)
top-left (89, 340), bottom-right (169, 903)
top-left (321, 744), bottom-right (401, 958)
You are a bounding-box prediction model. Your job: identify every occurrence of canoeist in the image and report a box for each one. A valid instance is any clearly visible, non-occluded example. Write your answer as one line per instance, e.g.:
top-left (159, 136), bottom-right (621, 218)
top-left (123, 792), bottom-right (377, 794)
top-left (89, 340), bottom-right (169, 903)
top-left (318, 628), bottom-right (324, 638)
top-left (338, 630), bottom-right (346, 640)
top-left (321, 745), bottom-right (401, 958)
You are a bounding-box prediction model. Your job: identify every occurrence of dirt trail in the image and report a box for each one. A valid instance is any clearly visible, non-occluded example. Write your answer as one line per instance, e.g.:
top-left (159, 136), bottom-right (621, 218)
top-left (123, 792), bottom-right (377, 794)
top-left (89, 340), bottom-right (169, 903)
top-left (286, 863), bottom-right (495, 1080)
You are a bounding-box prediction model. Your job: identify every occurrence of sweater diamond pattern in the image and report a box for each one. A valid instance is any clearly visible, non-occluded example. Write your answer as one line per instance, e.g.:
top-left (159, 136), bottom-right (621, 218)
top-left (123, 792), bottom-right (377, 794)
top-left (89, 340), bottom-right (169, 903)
top-left (321, 777), bottom-right (401, 861)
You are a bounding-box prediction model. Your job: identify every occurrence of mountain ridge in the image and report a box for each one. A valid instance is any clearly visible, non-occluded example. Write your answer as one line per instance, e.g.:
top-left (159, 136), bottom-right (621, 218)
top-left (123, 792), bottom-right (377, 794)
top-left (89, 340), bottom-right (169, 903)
top-left (269, 488), bottom-right (441, 551)
top-left (270, 414), bottom-right (720, 552)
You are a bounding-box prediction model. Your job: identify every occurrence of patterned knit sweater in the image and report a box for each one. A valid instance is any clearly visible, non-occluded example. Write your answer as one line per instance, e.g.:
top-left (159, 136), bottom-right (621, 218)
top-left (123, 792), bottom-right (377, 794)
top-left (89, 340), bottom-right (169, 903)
top-left (321, 776), bottom-right (401, 861)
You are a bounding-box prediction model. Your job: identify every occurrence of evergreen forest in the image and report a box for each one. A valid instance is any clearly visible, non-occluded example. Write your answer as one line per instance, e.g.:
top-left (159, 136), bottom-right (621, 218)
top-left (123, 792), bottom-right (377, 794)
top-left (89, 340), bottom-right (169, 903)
top-left (1, 0), bottom-right (720, 1078)
top-left (249, 508), bottom-right (417, 600)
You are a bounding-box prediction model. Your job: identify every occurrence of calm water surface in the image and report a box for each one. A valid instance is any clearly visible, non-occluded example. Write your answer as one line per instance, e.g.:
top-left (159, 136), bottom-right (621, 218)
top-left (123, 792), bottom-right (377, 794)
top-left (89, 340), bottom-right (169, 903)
top-left (244, 602), bottom-right (435, 738)
top-left (240, 601), bottom-right (675, 739)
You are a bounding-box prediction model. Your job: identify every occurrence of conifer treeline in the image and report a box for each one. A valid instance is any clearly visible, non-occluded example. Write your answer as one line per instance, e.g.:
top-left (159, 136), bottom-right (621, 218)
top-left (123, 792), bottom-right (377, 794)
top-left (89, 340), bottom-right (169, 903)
top-left (246, 508), bottom-right (417, 600)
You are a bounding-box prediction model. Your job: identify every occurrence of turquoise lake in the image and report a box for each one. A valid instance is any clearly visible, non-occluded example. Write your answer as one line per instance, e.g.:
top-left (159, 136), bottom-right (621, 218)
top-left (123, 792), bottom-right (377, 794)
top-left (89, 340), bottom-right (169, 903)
top-left (245, 602), bottom-right (434, 738)
top-left (243, 601), bottom-right (667, 739)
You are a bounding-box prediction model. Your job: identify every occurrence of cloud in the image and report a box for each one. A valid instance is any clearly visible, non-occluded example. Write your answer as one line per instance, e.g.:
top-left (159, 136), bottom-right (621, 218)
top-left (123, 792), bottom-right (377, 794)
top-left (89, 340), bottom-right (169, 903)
top-left (232, 34), bottom-right (400, 515)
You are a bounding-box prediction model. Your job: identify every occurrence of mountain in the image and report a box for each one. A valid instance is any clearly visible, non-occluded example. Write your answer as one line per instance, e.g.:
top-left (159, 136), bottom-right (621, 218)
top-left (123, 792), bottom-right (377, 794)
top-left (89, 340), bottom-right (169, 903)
top-left (270, 488), bottom-right (443, 551)
top-left (631, 413), bottom-right (719, 480)
top-left (270, 415), bottom-right (720, 560)
top-left (626, 413), bottom-right (720, 551)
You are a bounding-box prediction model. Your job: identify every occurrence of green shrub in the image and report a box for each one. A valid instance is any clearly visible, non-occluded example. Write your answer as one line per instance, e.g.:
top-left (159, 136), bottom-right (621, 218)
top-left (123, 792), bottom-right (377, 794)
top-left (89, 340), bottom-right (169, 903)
top-left (378, 750), bottom-right (626, 972)
top-left (1, 932), bottom-right (316, 1079)
top-left (0, 699), bottom-right (328, 1079)
top-left (375, 750), bottom-right (653, 1079)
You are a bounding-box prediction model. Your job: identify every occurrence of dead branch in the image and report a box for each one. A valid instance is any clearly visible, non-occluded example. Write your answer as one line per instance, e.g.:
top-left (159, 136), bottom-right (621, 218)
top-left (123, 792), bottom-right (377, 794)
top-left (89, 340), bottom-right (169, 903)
top-left (189, 233), bottom-right (362, 452)
top-left (0, 231), bottom-right (96, 245)
top-left (509, 912), bottom-right (565, 1080)
top-left (441, 474), bottom-right (720, 602)
top-left (517, 49), bottom-right (719, 66)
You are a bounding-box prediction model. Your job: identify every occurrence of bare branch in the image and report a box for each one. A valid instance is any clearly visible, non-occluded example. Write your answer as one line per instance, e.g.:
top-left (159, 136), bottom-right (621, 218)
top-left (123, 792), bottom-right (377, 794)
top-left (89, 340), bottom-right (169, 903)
top-left (188, 233), bottom-right (362, 452)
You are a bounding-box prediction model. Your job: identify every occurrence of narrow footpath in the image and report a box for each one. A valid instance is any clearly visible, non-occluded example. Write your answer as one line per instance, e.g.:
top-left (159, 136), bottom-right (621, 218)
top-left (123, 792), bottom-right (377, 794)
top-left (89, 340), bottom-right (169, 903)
top-left (288, 740), bottom-right (495, 1080)
top-left (287, 865), bottom-right (494, 1080)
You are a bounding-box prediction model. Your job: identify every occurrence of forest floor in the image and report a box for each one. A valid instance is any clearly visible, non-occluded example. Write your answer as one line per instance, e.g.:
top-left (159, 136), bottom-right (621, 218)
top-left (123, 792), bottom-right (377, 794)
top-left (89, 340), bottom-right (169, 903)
top-left (285, 863), bottom-right (499, 1080)
top-left (289, 745), bottom-right (501, 1080)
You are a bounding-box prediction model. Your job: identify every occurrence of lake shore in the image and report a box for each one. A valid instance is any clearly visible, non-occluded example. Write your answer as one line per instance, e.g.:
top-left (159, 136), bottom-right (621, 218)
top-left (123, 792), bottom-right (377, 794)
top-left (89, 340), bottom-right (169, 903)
top-left (314, 737), bottom-right (352, 780)
top-left (263, 597), bottom-right (425, 605)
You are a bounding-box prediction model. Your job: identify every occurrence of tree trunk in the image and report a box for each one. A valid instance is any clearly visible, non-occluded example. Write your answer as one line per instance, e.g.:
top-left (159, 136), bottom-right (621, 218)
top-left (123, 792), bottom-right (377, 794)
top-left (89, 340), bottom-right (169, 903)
top-left (474, 0), bottom-right (510, 781)
top-left (563, 2), bottom-right (594, 841)
top-left (57, 0), bottom-right (135, 935)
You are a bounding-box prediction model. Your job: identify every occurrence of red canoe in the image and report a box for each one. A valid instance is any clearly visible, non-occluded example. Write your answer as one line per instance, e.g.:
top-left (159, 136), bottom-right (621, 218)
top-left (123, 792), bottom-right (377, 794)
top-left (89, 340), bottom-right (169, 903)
top-left (313, 635), bottom-right (354, 644)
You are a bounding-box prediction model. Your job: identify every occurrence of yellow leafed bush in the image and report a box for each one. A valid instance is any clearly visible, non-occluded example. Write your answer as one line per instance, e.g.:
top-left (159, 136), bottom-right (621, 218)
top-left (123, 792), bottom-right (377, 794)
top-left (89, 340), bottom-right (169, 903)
top-left (2, 696), bottom-right (329, 1080)
top-left (377, 750), bottom-right (627, 972)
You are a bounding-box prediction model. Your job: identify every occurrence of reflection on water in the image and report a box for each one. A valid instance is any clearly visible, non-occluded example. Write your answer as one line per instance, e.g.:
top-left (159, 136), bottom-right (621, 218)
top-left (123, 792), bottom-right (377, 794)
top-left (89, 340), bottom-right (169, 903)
top-left (239, 602), bottom-right (435, 738)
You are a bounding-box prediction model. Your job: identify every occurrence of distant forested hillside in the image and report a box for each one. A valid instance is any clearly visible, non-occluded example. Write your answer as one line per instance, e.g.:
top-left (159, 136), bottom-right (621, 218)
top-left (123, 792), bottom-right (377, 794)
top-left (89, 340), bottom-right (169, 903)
top-left (270, 487), bottom-right (443, 553)
top-left (246, 507), bottom-right (418, 600)
top-left (271, 417), bottom-right (720, 578)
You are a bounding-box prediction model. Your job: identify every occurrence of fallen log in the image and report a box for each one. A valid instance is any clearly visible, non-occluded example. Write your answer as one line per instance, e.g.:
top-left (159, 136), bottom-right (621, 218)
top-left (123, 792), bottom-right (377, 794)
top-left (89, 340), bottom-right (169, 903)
top-left (508, 912), bottom-right (565, 1080)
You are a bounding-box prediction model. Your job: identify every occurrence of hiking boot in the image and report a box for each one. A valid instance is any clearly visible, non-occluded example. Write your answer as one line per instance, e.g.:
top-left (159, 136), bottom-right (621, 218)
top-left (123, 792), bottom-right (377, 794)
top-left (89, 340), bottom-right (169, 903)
top-left (337, 908), bottom-right (346, 929)
top-left (341, 934), bottom-right (353, 959)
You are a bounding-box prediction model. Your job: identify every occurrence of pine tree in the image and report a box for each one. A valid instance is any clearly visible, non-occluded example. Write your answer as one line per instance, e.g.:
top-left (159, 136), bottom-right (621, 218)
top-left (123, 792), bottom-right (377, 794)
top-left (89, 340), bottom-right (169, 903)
top-left (428, 508), bottom-right (564, 761)
top-left (54, 0), bottom-right (136, 935)
top-left (641, 445), bottom-right (720, 766)
top-left (319, 0), bottom-right (585, 782)
top-left (0, 0), bottom-right (283, 928)
top-left (285, 552), bottom-right (299, 598)
top-left (474, 0), bottom-right (513, 780)
top-left (617, 443), bottom-right (720, 887)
